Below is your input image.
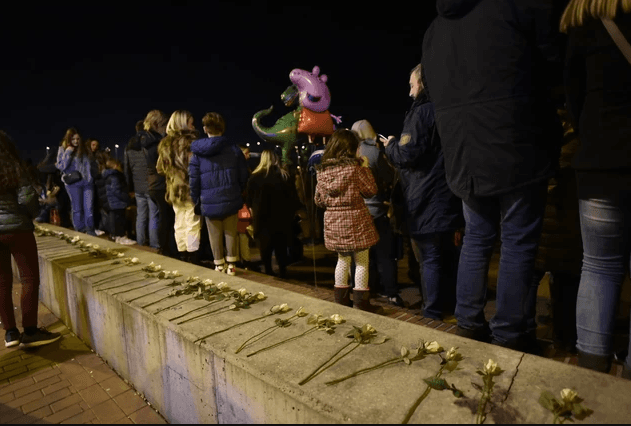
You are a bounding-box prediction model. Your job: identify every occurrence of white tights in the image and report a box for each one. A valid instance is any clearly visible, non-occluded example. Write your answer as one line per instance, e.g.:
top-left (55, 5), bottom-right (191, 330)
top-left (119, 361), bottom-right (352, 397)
top-left (334, 249), bottom-right (369, 290)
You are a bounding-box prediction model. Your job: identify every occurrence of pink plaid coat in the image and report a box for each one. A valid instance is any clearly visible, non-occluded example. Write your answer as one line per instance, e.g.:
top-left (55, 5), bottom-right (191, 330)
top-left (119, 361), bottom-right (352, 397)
top-left (315, 158), bottom-right (379, 252)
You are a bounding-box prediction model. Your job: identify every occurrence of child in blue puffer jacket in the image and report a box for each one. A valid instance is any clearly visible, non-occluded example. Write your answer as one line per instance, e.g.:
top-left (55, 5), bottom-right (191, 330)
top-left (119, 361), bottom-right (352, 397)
top-left (103, 158), bottom-right (135, 245)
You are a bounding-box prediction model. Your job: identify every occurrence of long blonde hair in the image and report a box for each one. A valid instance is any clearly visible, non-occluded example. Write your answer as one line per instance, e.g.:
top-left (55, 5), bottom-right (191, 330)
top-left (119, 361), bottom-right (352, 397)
top-left (252, 149), bottom-right (289, 180)
top-left (143, 110), bottom-right (167, 133)
top-left (560, 0), bottom-right (631, 32)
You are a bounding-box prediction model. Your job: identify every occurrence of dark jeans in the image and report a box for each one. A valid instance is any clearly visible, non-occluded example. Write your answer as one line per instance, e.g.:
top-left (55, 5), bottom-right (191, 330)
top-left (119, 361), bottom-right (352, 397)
top-left (369, 215), bottom-right (399, 297)
top-left (574, 172), bottom-right (631, 365)
top-left (149, 189), bottom-right (177, 258)
top-left (109, 209), bottom-right (126, 238)
top-left (455, 182), bottom-right (547, 343)
top-left (258, 230), bottom-right (289, 277)
top-left (411, 231), bottom-right (459, 319)
top-left (0, 231), bottom-right (40, 331)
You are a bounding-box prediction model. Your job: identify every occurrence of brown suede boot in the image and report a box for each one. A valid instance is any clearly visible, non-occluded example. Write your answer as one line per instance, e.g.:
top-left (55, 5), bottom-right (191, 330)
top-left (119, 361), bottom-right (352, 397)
top-left (353, 289), bottom-right (383, 314)
top-left (334, 286), bottom-right (352, 307)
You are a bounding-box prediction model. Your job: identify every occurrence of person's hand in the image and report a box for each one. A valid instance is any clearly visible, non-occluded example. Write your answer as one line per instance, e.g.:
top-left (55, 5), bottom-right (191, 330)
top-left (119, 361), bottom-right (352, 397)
top-left (454, 229), bottom-right (463, 247)
top-left (360, 155), bottom-right (369, 167)
top-left (380, 135), bottom-right (396, 147)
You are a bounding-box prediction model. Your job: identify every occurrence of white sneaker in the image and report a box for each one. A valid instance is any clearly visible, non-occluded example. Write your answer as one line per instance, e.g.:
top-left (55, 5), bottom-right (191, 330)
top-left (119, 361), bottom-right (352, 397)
top-left (226, 264), bottom-right (236, 276)
top-left (94, 229), bottom-right (105, 236)
top-left (215, 265), bottom-right (225, 273)
top-left (117, 236), bottom-right (137, 245)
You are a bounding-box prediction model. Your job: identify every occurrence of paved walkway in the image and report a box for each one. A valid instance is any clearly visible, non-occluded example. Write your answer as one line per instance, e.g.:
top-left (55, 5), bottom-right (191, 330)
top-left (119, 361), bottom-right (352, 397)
top-left (0, 281), bottom-right (168, 424)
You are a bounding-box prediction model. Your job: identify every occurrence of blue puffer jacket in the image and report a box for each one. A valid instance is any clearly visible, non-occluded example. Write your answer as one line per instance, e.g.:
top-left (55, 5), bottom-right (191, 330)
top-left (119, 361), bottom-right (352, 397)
top-left (385, 93), bottom-right (463, 237)
top-left (103, 169), bottom-right (130, 211)
top-left (189, 136), bottom-right (249, 219)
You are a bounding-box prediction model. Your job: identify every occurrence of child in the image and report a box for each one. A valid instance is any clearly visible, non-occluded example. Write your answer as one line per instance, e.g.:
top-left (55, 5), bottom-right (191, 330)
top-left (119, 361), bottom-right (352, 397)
top-left (314, 129), bottom-right (381, 312)
top-left (103, 158), bottom-right (135, 245)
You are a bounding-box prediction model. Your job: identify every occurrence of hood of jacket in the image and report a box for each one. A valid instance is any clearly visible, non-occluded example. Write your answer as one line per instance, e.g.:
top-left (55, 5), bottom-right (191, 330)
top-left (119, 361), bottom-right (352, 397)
top-left (191, 136), bottom-right (230, 157)
top-left (126, 133), bottom-right (142, 151)
top-left (436, 0), bottom-right (481, 18)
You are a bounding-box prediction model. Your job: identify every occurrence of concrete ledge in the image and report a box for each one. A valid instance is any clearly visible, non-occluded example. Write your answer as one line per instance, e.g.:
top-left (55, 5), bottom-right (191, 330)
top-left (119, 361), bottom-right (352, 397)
top-left (27, 225), bottom-right (631, 423)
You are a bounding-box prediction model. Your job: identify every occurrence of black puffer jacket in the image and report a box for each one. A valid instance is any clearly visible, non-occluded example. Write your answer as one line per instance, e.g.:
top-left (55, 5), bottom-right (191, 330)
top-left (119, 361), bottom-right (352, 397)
top-left (422, 0), bottom-right (564, 201)
top-left (124, 134), bottom-right (149, 194)
top-left (139, 130), bottom-right (166, 192)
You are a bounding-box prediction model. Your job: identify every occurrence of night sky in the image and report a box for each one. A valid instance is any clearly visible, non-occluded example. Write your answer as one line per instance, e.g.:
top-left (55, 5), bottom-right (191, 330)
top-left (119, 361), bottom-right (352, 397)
top-left (2, 2), bottom-right (436, 162)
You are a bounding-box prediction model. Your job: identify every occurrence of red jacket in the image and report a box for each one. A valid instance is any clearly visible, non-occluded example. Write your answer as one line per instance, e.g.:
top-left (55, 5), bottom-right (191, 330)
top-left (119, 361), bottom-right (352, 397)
top-left (315, 158), bottom-right (379, 252)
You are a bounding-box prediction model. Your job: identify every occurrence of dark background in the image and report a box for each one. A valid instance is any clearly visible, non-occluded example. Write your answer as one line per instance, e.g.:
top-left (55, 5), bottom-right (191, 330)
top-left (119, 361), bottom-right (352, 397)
top-left (1, 2), bottom-right (436, 163)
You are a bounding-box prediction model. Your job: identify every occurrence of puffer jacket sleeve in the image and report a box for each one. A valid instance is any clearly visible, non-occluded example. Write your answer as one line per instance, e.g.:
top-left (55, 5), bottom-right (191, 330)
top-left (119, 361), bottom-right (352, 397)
top-left (17, 184), bottom-right (40, 219)
top-left (124, 149), bottom-right (134, 192)
top-left (356, 166), bottom-right (378, 199)
top-left (314, 173), bottom-right (325, 208)
top-left (189, 154), bottom-right (201, 205)
top-left (385, 103), bottom-right (433, 169)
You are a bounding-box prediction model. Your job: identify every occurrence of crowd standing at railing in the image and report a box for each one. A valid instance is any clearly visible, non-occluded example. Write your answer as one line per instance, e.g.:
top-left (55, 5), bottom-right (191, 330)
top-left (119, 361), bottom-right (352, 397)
top-left (2, 0), bottom-right (631, 382)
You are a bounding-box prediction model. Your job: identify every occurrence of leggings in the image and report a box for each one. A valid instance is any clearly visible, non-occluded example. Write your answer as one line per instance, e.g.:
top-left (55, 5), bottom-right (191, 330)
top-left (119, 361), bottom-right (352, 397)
top-left (335, 249), bottom-right (369, 290)
top-left (0, 231), bottom-right (40, 331)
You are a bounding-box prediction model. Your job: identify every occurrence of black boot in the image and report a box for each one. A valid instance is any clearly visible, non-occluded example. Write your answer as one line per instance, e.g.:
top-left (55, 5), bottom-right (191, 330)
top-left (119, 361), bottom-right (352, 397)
top-left (188, 251), bottom-right (200, 266)
top-left (577, 350), bottom-right (612, 373)
top-left (334, 286), bottom-right (352, 307)
top-left (353, 289), bottom-right (383, 314)
top-left (179, 251), bottom-right (189, 263)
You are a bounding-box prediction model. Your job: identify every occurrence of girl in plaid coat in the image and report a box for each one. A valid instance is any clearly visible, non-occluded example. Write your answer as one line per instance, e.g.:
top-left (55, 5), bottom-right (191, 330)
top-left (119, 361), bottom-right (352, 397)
top-left (315, 129), bottom-right (381, 312)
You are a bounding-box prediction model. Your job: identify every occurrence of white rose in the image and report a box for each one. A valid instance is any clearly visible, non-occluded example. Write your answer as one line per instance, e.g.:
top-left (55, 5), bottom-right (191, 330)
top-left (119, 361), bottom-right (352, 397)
top-left (238, 288), bottom-right (248, 297)
top-left (92, 245), bottom-right (100, 250)
top-left (202, 279), bottom-right (214, 286)
top-left (560, 388), bottom-right (578, 403)
top-left (256, 292), bottom-right (266, 300)
top-left (484, 359), bottom-right (500, 375)
top-left (424, 341), bottom-right (442, 354)
top-left (445, 347), bottom-right (460, 361)
top-left (131, 258), bottom-right (140, 264)
top-left (217, 282), bottom-right (228, 290)
top-left (329, 314), bottom-right (344, 324)
top-left (116, 252), bottom-right (125, 258)
top-left (279, 303), bottom-right (290, 312)
top-left (365, 324), bottom-right (376, 333)
top-left (296, 307), bottom-right (307, 316)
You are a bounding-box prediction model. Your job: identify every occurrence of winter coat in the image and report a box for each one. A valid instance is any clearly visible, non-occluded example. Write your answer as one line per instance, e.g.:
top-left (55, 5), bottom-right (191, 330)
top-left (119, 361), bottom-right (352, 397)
top-left (421, 0), bottom-right (564, 201)
top-left (139, 130), bottom-right (166, 192)
top-left (358, 138), bottom-right (395, 219)
top-left (0, 149), bottom-right (39, 234)
top-left (103, 169), bottom-right (130, 211)
top-left (246, 167), bottom-right (302, 242)
top-left (124, 135), bottom-right (149, 194)
top-left (156, 130), bottom-right (198, 206)
top-left (385, 94), bottom-right (463, 237)
top-left (189, 136), bottom-right (249, 219)
top-left (93, 172), bottom-right (108, 212)
top-left (564, 12), bottom-right (631, 171)
top-left (315, 158), bottom-right (379, 252)
top-left (55, 147), bottom-right (93, 185)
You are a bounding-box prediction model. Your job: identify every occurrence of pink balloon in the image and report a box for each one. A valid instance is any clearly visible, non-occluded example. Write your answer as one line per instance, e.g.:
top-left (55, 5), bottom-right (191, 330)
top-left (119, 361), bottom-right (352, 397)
top-left (289, 66), bottom-right (331, 112)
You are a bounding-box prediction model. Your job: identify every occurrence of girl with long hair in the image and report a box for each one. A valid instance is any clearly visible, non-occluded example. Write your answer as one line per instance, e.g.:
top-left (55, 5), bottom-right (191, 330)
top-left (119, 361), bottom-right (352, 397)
top-left (246, 149), bottom-right (301, 278)
top-left (55, 127), bottom-right (96, 235)
top-left (0, 130), bottom-right (61, 348)
top-left (315, 129), bottom-right (381, 312)
top-left (561, 0), bottom-right (631, 376)
top-left (156, 110), bottom-right (201, 263)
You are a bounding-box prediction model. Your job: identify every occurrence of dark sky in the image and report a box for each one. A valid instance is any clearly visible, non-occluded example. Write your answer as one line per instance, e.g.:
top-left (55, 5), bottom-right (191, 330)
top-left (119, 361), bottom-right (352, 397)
top-left (2, 2), bottom-right (436, 162)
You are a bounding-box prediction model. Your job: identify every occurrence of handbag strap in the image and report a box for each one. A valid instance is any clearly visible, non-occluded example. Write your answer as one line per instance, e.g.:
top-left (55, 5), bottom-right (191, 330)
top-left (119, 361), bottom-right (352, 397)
top-left (601, 18), bottom-right (631, 65)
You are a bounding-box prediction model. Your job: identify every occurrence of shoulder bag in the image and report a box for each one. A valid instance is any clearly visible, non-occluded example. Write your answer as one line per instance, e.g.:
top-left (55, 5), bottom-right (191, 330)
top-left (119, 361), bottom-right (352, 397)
top-left (601, 18), bottom-right (631, 64)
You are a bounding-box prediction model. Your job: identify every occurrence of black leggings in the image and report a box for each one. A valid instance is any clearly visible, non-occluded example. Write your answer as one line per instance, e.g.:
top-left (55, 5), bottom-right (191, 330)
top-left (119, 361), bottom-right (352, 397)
top-left (149, 189), bottom-right (176, 257)
top-left (257, 230), bottom-right (289, 277)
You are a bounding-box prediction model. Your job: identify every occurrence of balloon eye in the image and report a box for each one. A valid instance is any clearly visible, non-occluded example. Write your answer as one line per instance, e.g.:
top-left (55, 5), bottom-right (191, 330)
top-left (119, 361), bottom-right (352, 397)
top-left (307, 94), bottom-right (321, 103)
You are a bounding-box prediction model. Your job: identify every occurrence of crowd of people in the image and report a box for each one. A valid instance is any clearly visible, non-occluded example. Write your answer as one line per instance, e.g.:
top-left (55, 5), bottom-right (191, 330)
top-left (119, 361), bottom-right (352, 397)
top-left (2, 0), bottom-right (630, 381)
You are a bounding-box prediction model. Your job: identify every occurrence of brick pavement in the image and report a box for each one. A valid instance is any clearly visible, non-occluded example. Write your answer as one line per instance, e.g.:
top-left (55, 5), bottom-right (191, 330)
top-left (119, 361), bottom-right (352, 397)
top-left (0, 281), bottom-right (168, 424)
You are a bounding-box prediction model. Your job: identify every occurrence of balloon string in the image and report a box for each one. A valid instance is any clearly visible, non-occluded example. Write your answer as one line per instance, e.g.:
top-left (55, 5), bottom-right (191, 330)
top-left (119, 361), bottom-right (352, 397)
top-left (310, 170), bottom-right (318, 290)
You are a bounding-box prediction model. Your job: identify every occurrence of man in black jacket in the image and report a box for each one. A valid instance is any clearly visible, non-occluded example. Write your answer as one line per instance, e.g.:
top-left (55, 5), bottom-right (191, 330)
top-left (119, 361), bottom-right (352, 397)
top-left (421, 0), bottom-right (564, 350)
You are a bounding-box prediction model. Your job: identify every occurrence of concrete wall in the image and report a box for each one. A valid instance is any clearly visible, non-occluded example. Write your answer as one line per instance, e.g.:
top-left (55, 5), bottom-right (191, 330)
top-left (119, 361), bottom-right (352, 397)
top-left (28, 225), bottom-right (631, 423)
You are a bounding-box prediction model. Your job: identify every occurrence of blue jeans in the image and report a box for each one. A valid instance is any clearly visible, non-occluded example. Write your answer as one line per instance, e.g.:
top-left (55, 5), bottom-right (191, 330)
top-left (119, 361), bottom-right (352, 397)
top-left (575, 177), bottom-right (631, 364)
top-left (65, 180), bottom-right (95, 234)
top-left (135, 192), bottom-right (158, 248)
top-left (455, 182), bottom-right (547, 343)
top-left (411, 231), bottom-right (459, 319)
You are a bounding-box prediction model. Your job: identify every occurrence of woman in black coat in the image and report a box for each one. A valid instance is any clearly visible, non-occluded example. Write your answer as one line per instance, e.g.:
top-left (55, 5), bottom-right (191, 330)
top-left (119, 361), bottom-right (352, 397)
top-left (561, 0), bottom-right (631, 376)
top-left (246, 149), bottom-right (302, 278)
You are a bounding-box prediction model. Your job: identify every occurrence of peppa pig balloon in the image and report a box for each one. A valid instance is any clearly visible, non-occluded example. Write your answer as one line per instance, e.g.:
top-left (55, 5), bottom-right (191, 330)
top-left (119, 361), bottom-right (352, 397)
top-left (289, 66), bottom-right (331, 113)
